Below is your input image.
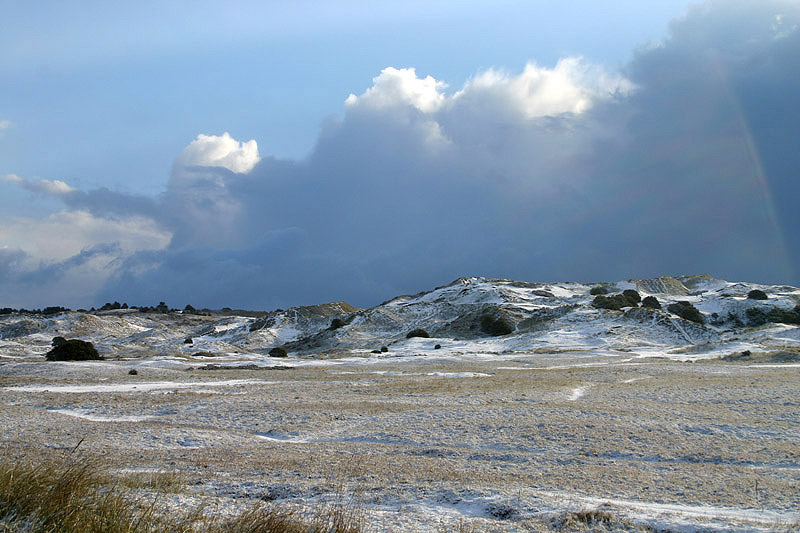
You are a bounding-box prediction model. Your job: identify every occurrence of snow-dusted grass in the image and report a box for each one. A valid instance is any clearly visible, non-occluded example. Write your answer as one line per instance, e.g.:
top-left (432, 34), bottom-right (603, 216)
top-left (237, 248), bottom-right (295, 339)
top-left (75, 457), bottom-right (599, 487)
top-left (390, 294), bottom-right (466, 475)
top-left (2, 351), bottom-right (799, 531)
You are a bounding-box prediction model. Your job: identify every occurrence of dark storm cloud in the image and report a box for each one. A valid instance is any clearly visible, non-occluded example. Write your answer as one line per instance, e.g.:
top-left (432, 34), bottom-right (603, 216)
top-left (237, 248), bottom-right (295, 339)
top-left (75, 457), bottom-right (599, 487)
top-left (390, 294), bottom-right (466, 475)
top-left (10, 0), bottom-right (798, 310)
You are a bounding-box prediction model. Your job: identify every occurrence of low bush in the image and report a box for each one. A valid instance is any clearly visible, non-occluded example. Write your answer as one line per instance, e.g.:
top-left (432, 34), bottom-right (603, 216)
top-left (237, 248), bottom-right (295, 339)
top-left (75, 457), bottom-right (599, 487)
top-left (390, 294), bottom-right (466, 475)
top-left (746, 307), bottom-right (768, 326)
top-left (406, 328), bottom-right (430, 339)
top-left (747, 289), bottom-right (768, 300)
top-left (380, 346), bottom-right (388, 352)
top-left (479, 315), bottom-right (514, 336)
top-left (46, 339), bottom-right (102, 361)
top-left (667, 301), bottom-right (705, 324)
top-left (589, 286), bottom-right (608, 295)
top-left (269, 347), bottom-right (288, 358)
top-left (622, 289), bottom-right (641, 306)
top-left (641, 296), bottom-right (661, 309)
top-left (768, 306), bottom-right (800, 325)
top-left (591, 294), bottom-right (626, 311)
top-left (329, 318), bottom-right (346, 330)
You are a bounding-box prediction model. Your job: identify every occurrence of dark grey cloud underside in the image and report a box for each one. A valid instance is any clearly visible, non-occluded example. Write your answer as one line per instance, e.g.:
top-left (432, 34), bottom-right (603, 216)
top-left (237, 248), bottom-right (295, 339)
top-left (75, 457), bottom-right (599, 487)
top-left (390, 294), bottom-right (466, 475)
top-left (10, 0), bottom-right (796, 310)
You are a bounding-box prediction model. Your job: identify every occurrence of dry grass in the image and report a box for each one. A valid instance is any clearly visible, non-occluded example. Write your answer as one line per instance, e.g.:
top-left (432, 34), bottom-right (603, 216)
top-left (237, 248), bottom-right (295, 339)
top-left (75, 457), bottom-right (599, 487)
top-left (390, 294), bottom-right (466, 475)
top-left (114, 470), bottom-right (187, 493)
top-left (0, 457), bottom-right (364, 533)
top-left (0, 457), bottom-right (168, 533)
top-left (551, 509), bottom-right (652, 532)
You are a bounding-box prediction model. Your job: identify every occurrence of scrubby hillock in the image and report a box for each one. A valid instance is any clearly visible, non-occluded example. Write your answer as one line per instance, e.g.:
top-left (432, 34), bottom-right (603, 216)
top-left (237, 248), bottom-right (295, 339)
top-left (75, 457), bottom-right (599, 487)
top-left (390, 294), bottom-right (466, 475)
top-left (1, 275), bottom-right (798, 359)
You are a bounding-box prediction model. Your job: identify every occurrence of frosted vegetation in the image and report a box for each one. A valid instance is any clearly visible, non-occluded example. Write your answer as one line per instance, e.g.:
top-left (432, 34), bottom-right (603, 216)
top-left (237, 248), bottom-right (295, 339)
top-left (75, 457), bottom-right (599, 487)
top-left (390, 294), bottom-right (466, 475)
top-left (1, 275), bottom-right (799, 531)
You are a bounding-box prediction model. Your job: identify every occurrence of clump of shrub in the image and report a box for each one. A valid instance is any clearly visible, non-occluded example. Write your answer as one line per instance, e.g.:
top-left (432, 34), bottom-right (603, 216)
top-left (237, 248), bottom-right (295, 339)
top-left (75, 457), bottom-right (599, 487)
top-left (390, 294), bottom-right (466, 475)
top-left (768, 305), bottom-right (800, 325)
top-left (747, 289), bottom-right (768, 300)
top-left (269, 347), bottom-right (288, 358)
top-left (592, 295), bottom-right (625, 310)
top-left (589, 286), bottom-right (608, 295)
top-left (479, 315), bottom-right (514, 336)
top-left (434, 344), bottom-right (442, 349)
top-left (667, 301), bottom-right (705, 324)
top-left (622, 289), bottom-right (641, 305)
top-left (592, 290), bottom-right (643, 311)
top-left (641, 296), bottom-right (662, 309)
top-left (746, 307), bottom-right (768, 327)
top-left (406, 328), bottom-right (430, 339)
top-left (329, 318), bottom-right (346, 330)
top-left (46, 339), bottom-right (102, 361)
top-left (746, 305), bottom-right (800, 326)
top-left (592, 289), bottom-right (642, 311)
top-left (380, 346), bottom-right (388, 353)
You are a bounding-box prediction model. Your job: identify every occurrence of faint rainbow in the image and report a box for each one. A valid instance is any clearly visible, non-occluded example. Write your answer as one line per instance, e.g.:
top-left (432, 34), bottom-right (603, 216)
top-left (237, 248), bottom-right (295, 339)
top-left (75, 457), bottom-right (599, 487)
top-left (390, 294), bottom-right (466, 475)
top-left (715, 58), bottom-right (794, 280)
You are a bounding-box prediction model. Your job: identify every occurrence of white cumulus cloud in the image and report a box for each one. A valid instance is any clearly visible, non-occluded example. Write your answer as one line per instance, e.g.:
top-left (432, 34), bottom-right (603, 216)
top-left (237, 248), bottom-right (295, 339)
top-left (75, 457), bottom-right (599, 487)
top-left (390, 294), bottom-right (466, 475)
top-left (345, 67), bottom-right (447, 113)
top-left (3, 174), bottom-right (76, 195)
top-left (453, 57), bottom-right (633, 119)
top-left (176, 132), bottom-right (260, 173)
top-left (344, 60), bottom-right (631, 121)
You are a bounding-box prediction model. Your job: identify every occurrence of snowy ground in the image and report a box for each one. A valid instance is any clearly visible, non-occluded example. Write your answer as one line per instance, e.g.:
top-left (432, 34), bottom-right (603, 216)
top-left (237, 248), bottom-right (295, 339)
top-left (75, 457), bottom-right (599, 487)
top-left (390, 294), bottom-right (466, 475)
top-left (1, 349), bottom-right (798, 531)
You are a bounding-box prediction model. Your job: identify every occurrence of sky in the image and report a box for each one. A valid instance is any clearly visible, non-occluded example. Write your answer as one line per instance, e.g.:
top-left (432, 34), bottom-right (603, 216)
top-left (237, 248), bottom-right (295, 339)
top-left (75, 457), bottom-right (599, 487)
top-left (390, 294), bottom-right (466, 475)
top-left (1, 0), bottom-right (799, 310)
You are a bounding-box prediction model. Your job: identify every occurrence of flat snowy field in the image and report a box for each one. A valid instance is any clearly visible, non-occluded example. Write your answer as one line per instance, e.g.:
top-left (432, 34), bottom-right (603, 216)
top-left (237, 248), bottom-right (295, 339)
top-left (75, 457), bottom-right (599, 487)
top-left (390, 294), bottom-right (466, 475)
top-left (1, 350), bottom-right (798, 531)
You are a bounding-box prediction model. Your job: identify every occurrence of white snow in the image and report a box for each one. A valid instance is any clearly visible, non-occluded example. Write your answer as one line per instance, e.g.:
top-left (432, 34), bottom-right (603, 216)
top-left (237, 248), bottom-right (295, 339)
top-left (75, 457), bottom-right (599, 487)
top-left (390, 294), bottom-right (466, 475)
top-left (426, 372), bottom-right (491, 378)
top-left (567, 387), bottom-right (587, 400)
top-left (48, 408), bottom-right (154, 422)
top-left (5, 379), bottom-right (274, 393)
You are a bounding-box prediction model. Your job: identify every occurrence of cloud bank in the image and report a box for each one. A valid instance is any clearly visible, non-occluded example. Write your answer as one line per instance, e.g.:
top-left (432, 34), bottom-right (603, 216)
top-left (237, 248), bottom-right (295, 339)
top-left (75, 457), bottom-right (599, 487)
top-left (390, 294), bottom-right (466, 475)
top-left (2, 0), bottom-right (798, 309)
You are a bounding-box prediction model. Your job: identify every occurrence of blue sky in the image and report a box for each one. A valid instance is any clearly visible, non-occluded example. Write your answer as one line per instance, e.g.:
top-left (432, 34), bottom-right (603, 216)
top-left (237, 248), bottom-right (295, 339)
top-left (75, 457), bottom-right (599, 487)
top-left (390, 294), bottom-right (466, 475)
top-left (2, 1), bottom-right (799, 309)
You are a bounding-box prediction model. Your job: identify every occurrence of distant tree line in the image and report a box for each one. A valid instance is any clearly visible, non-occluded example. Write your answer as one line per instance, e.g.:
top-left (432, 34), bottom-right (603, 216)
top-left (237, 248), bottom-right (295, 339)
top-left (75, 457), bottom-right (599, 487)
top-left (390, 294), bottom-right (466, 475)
top-left (0, 301), bottom-right (211, 316)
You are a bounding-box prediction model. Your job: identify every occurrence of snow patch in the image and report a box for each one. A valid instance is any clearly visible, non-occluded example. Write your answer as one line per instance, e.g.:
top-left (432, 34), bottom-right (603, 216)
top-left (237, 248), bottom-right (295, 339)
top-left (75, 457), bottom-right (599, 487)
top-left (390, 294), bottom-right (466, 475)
top-left (5, 379), bottom-right (274, 393)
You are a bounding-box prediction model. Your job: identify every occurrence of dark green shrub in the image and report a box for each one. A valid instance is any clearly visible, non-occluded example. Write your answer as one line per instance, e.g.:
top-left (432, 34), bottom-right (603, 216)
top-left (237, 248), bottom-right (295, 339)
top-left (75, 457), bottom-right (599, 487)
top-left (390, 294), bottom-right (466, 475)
top-left (128, 369), bottom-right (138, 375)
top-left (52, 336), bottom-right (67, 347)
top-left (46, 339), bottom-right (101, 361)
top-left (42, 306), bottom-right (69, 315)
top-left (589, 286), bottom-right (608, 295)
top-left (747, 289), bottom-right (768, 300)
top-left (745, 307), bottom-right (768, 326)
top-left (406, 328), bottom-right (430, 339)
top-left (592, 294), bottom-right (628, 310)
top-left (767, 306), bottom-right (800, 325)
top-left (329, 318), bottom-right (346, 330)
top-left (622, 289), bottom-right (641, 306)
top-left (184, 337), bottom-right (193, 344)
top-left (480, 315), bottom-right (514, 336)
top-left (641, 296), bottom-right (661, 309)
top-left (667, 301), bottom-right (705, 324)
top-left (380, 346), bottom-right (388, 352)
top-left (269, 347), bottom-right (288, 358)
top-left (434, 344), bottom-right (442, 349)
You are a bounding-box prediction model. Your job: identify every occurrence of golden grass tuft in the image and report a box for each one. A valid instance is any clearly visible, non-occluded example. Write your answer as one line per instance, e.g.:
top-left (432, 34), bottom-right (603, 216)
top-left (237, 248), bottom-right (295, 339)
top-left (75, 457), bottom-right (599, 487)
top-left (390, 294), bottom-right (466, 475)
top-left (0, 456), bottom-right (364, 533)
